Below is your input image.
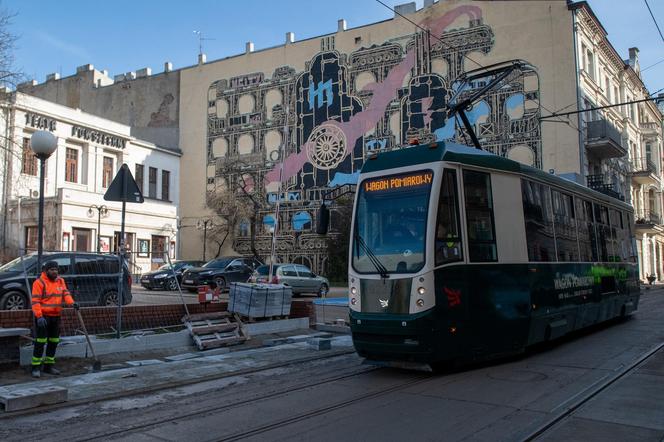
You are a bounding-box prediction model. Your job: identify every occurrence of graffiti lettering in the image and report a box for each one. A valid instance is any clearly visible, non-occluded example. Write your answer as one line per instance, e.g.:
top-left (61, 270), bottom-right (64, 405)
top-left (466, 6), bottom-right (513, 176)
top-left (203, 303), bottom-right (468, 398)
top-left (366, 139), bottom-right (387, 151)
top-left (308, 79), bottom-right (334, 110)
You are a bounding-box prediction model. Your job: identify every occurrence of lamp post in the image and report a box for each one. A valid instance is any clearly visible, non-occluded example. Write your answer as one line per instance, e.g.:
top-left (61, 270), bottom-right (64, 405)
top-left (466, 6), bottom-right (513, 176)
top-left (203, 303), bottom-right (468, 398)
top-left (88, 205), bottom-right (109, 252)
top-left (196, 218), bottom-right (212, 261)
top-left (30, 131), bottom-right (57, 271)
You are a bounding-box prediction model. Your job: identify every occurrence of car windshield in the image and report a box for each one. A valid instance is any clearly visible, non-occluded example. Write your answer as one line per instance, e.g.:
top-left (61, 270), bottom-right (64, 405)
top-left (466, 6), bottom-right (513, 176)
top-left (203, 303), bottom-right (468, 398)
top-left (203, 259), bottom-right (232, 269)
top-left (0, 255), bottom-right (36, 272)
top-left (352, 170), bottom-right (432, 274)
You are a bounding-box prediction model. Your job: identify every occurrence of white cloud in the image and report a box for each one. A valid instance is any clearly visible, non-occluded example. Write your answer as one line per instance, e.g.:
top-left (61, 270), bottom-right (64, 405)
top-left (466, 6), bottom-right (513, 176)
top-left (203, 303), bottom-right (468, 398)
top-left (34, 31), bottom-right (91, 59)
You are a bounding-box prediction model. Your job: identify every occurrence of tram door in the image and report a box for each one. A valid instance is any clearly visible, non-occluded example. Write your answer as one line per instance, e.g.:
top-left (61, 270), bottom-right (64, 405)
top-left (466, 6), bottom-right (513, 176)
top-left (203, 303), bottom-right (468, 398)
top-left (462, 170), bottom-right (530, 355)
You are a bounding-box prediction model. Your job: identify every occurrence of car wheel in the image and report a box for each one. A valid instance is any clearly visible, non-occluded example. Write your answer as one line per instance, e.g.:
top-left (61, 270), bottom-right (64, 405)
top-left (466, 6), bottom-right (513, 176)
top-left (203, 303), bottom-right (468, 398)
top-left (0, 291), bottom-right (28, 310)
top-left (101, 290), bottom-right (119, 306)
top-left (167, 278), bottom-right (179, 291)
top-left (214, 277), bottom-right (226, 292)
top-left (318, 283), bottom-right (329, 297)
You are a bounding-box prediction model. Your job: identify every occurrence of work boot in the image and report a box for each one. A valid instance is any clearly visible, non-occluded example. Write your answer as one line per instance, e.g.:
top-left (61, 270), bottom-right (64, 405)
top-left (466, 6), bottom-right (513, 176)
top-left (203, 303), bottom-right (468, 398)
top-left (31, 366), bottom-right (41, 378)
top-left (42, 365), bottom-right (61, 375)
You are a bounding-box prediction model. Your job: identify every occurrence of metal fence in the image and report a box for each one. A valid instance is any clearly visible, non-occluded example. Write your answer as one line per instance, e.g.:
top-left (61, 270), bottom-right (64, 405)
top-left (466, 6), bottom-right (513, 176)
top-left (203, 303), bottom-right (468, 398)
top-left (2, 248), bottom-right (190, 337)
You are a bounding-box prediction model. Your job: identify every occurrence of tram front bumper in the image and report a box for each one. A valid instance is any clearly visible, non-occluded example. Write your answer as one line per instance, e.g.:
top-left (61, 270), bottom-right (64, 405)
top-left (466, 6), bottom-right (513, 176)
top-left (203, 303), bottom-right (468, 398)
top-left (349, 310), bottom-right (450, 363)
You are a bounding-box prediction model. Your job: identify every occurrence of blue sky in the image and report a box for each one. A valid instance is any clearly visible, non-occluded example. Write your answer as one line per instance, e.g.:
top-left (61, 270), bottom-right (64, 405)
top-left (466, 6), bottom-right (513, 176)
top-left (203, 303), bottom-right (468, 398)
top-left (5, 0), bottom-right (664, 95)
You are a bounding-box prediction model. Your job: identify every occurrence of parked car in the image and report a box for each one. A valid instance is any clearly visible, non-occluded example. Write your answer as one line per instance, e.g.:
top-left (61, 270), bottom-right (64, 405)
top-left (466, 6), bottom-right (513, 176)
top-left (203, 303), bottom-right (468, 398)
top-left (248, 264), bottom-right (329, 297)
top-left (180, 256), bottom-right (263, 292)
top-left (139, 260), bottom-right (205, 291)
top-left (0, 252), bottom-right (133, 310)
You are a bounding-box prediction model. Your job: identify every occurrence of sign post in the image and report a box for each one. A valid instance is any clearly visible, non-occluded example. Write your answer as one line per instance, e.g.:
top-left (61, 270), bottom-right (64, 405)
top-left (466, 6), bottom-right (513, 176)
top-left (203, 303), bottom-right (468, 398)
top-left (104, 164), bottom-right (144, 339)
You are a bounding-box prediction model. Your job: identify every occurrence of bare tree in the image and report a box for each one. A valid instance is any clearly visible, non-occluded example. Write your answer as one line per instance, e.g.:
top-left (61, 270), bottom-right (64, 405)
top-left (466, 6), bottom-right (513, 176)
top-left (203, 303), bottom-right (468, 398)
top-left (0, 6), bottom-right (20, 90)
top-left (206, 188), bottom-right (253, 258)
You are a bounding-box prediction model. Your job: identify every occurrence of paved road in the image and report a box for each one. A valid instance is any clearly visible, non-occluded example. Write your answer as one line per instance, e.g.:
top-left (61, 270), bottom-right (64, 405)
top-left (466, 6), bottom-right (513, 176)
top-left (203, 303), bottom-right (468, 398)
top-left (7, 288), bottom-right (663, 441)
top-left (130, 284), bottom-right (348, 306)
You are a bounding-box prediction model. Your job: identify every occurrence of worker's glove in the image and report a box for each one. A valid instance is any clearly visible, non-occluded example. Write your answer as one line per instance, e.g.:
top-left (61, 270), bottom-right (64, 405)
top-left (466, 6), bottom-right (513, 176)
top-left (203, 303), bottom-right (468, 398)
top-left (37, 317), bottom-right (47, 328)
top-left (72, 303), bottom-right (80, 311)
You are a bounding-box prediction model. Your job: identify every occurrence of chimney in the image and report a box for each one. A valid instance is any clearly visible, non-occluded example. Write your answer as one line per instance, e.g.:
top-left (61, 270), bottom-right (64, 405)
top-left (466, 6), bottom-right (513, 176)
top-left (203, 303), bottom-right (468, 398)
top-left (198, 53), bottom-right (207, 65)
top-left (164, 61), bottom-right (173, 72)
top-left (246, 41), bottom-right (254, 53)
top-left (338, 19), bottom-right (347, 32)
top-left (285, 32), bottom-right (295, 44)
top-left (628, 47), bottom-right (640, 69)
top-left (46, 73), bottom-right (60, 82)
top-left (394, 2), bottom-right (416, 16)
top-left (136, 67), bottom-right (152, 78)
top-left (76, 64), bottom-right (94, 73)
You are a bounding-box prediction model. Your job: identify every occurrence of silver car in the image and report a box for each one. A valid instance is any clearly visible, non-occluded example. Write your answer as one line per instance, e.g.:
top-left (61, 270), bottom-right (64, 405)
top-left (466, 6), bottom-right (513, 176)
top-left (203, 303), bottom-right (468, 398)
top-left (248, 264), bottom-right (329, 297)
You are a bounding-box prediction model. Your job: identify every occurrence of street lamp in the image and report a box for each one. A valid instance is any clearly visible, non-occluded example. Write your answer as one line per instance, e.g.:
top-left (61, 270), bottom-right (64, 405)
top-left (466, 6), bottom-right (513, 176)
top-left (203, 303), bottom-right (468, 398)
top-left (30, 131), bottom-right (57, 271)
top-left (87, 205), bottom-right (109, 252)
top-left (196, 218), bottom-right (212, 261)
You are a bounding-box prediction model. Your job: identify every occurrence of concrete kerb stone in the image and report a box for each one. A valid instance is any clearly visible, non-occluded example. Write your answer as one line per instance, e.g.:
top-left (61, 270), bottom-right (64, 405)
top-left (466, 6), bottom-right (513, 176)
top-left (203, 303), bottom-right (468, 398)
top-left (19, 317), bottom-right (315, 366)
top-left (0, 385), bottom-right (67, 412)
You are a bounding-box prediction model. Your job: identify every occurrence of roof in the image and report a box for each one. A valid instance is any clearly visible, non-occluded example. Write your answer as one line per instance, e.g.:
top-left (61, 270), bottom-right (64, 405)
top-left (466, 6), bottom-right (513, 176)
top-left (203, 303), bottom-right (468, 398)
top-left (360, 141), bottom-right (633, 211)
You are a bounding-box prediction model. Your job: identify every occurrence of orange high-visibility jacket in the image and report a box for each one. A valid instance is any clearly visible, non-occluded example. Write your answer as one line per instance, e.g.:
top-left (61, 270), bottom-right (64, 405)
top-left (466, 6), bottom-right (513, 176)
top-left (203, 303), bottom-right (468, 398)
top-left (31, 273), bottom-right (75, 318)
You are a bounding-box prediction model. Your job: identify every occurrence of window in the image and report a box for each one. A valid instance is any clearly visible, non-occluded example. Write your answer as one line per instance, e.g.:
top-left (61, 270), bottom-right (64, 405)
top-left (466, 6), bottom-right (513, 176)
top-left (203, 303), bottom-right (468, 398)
top-left (605, 77), bottom-right (611, 100)
top-left (613, 87), bottom-right (619, 105)
top-left (552, 190), bottom-right (578, 261)
top-left (25, 226), bottom-right (39, 251)
top-left (435, 169), bottom-right (462, 265)
top-left (576, 198), bottom-right (597, 262)
top-left (522, 180), bottom-right (556, 261)
top-left (594, 203), bottom-right (611, 262)
top-left (281, 265), bottom-right (298, 277)
top-left (72, 228), bottom-right (91, 251)
top-left (586, 49), bottom-right (595, 80)
top-left (102, 156), bottom-right (114, 188)
top-left (65, 148), bottom-right (78, 183)
top-left (148, 167), bottom-right (157, 198)
top-left (74, 255), bottom-right (101, 274)
top-left (32, 256), bottom-right (71, 276)
top-left (609, 209), bottom-right (625, 262)
top-left (161, 170), bottom-right (170, 201)
top-left (295, 265), bottom-right (313, 278)
top-left (135, 164), bottom-right (144, 194)
top-left (463, 170), bottom-right (497, 262)
top-left (21, 137), bottom-right (38, 176)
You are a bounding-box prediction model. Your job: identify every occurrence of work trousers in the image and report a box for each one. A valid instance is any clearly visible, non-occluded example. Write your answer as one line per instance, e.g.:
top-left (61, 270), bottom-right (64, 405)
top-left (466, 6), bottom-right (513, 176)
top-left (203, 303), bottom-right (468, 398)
top-left (32, 316), bottom-right (61, 366)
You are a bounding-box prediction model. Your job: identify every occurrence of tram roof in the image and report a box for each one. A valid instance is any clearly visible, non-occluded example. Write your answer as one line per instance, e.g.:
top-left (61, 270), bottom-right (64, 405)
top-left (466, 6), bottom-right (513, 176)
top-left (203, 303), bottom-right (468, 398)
top-left (361, 141), bottom-right (633, 211)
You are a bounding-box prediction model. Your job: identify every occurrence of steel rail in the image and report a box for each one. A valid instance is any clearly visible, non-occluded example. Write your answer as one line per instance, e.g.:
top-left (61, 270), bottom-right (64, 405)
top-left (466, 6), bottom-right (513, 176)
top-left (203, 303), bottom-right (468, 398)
top-left (520, 341), bottom-right (664, 441)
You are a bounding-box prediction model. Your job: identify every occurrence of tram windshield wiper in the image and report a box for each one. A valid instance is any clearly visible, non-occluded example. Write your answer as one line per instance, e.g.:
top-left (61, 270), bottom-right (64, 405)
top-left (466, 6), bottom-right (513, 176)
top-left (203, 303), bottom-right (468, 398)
top-left (354, 231), bottom-right (389, 278)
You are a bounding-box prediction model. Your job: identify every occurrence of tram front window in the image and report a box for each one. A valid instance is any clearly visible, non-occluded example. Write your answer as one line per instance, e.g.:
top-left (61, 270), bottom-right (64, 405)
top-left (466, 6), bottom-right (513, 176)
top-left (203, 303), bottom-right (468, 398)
top-left (353, 170), bottom-right (433, 274)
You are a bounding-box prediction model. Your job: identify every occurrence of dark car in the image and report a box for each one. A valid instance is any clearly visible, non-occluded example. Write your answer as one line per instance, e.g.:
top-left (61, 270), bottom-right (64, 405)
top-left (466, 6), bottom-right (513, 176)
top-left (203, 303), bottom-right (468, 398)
top-left (139, 260), bottom-right (205, 291)
top-left (248, 264), bottom-right (329, 296)
top-left (180, 256), bottom-right (263, 292)
top-left (0, 252), bottom-right (133, 310)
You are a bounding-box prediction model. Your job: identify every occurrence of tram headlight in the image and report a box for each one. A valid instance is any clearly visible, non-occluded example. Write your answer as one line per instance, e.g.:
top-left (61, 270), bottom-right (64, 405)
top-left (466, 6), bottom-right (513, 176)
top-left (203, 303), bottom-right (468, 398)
top-left (416, 298), bottom-right (424, 307)
top-left (350, 286), bottom-right (357, 295)
top-left (351, 297), bottom-right (357, 305)
top-left (417, 286), bottom-right (426, 295)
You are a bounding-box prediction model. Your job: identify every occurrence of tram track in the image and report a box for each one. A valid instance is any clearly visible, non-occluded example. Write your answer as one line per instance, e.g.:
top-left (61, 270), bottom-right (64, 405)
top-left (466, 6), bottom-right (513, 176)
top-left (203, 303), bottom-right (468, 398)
top-left (77, 363), bottom-right (430, 442)
top-left (520, 341), bottom-right (664, 441)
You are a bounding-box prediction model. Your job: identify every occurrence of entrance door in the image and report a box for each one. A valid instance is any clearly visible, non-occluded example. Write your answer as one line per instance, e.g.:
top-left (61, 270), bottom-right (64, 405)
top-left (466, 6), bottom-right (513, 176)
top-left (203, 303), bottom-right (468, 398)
top-left (72, 228), bottom-right (91, 251)
top-left (151, 235), bottom-right (167, 270)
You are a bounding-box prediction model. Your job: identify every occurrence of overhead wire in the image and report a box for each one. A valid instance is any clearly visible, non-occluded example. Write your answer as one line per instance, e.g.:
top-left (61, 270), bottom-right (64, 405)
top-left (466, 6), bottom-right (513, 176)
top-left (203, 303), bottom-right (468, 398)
top-left (643, 0), bottom-right (664, 43)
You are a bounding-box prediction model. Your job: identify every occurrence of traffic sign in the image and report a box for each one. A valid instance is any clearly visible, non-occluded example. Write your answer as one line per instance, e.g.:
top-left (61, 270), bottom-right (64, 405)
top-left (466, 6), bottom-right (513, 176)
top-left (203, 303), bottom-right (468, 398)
top-left (104, 163), bottom-right (144, 203)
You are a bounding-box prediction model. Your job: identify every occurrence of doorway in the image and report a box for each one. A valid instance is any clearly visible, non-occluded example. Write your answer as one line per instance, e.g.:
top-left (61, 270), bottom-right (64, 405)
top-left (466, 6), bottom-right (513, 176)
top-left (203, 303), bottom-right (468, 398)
top-left (72, 228), bottom-right (91, 251)
top-left (151, 235), bottom-right (167, 270)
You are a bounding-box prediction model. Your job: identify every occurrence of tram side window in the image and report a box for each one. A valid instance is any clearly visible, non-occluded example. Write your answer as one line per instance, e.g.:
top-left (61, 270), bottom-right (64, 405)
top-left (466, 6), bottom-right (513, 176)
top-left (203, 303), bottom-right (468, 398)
top-left (463, 170), bottom-right (497, 262)
top-left (552, 190), bottom-right (578, 261)
top-left (435, 169), bottom-right (463, 265)
top-left (576, 197), bottom-right (597, 261)
top-left (626, 212), bottom-right (638, 263)
top-left (521, 180), bottom-right (556, 261)
top-left (593, 204), bottom-right (611, 262)
top-left (609, 209), bottom-right (625, 262)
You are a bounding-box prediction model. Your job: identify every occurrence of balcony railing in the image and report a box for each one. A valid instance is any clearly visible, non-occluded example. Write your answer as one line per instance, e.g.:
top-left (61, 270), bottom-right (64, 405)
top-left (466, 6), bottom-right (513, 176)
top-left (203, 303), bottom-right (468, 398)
top-left (631, 156), bottom-right (658, 175)
top-left (585, 119), bottom-right (626, 158)
top-left (636, 210), bottom-right (661, 225)
top-left (586, 174), bottom-right (624, 201)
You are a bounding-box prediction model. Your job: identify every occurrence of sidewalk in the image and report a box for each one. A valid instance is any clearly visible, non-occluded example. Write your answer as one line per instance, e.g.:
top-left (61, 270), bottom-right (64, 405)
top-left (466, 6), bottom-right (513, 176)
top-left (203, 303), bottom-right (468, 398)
top-left (0, 333), bottom-right (354, 414)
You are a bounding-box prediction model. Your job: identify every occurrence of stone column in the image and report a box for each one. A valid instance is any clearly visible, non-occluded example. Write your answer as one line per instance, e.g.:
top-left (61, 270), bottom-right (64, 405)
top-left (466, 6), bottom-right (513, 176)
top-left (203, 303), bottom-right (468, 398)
top-left (642, 233), bottom-right (649, 281)
top-left (652, 238), bottom-right (658, 280)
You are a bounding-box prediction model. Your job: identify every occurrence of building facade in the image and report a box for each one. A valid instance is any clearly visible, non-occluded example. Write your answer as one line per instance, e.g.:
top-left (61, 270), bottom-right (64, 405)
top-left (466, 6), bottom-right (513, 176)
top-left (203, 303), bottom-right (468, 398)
top-left (18, 0), bottom-right (663, 280)
top-left (0, 93), bottom-right (181, 274)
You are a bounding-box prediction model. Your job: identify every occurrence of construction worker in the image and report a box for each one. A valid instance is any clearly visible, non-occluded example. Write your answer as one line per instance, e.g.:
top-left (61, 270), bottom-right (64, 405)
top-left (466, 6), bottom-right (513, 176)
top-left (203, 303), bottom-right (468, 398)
top-left (31, 260), bottom-right (79, 378)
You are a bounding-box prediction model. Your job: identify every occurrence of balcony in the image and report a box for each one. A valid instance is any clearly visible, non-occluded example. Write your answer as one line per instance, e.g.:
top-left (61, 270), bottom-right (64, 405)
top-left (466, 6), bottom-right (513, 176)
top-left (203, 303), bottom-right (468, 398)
top-left (585, 119), bottom-right (626, 159)
top-left (586, 175), bottom-right (624, 201)
top-left (630, 156), bottom-right (660, 185)
top-left (640, 121), bottom-right (660, 136)
top-left (635, 210), bottom-right (663, 233)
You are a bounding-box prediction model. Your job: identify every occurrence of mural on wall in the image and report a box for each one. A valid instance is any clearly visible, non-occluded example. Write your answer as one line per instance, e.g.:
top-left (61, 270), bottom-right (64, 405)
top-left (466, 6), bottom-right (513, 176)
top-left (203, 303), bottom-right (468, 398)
top-left (205, 4), bottom-right (542, 273)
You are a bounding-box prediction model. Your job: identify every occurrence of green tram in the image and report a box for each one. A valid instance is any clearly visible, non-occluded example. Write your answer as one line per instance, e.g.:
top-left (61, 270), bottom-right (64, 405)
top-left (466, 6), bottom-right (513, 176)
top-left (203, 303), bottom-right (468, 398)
top-left (347, 141), bottom-right (640, 367)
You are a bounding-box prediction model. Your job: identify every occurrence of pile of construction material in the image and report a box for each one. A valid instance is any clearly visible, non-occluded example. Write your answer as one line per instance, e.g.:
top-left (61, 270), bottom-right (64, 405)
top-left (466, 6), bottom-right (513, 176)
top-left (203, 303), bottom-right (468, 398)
top-left (228, 283), bottom-right (292, 320)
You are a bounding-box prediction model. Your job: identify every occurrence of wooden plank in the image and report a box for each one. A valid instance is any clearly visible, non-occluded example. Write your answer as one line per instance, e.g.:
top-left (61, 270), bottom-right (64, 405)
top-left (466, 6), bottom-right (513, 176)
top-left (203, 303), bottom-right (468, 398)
top-left (183, 311), bottom-right (231, 322)
top-left (190, 323), bottom-right (238, 335)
